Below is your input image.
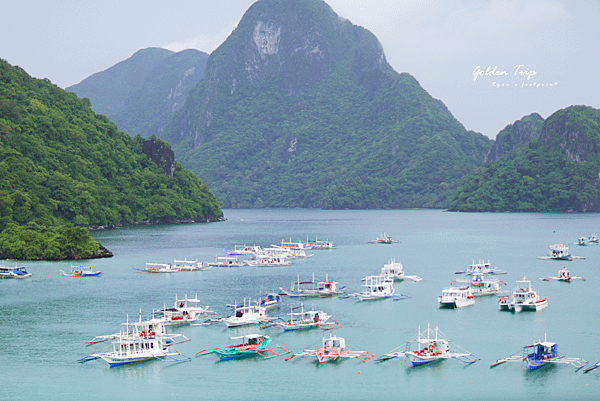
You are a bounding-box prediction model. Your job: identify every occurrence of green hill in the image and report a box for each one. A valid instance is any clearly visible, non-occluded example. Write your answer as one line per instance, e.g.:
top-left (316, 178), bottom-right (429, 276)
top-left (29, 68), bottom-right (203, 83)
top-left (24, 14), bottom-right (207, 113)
top-left (67, 48), bottom-right (208, 137)
top-left (0, 58), bottom-right (222, 260)
top-left (160, 0), bottom-right (492, 209)
top-left (450, 106), bottom-right (600, 212)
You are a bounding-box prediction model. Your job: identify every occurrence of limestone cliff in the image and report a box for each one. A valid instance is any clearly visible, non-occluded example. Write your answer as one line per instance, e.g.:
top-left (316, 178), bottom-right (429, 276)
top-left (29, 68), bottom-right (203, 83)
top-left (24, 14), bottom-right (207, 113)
top-left (486, 113), bottom-right (544, 162)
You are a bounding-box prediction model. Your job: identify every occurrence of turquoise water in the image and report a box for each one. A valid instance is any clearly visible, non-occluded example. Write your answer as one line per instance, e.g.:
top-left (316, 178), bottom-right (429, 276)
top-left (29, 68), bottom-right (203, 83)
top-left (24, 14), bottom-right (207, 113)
top-left (2, 209), bottom-right (600, 400)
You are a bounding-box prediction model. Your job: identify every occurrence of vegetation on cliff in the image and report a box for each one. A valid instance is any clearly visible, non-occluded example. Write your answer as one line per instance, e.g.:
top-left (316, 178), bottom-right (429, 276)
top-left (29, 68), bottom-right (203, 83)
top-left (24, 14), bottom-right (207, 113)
top-left (450, 106), bottom-right (600, 212)
top-left (0, 58), bottom-right (222, 259)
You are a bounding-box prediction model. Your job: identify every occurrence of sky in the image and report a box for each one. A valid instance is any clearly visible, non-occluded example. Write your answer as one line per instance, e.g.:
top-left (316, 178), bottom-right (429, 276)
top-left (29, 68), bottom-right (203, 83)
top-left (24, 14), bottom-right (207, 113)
top-left (1, 0), bottom-right (599, 139)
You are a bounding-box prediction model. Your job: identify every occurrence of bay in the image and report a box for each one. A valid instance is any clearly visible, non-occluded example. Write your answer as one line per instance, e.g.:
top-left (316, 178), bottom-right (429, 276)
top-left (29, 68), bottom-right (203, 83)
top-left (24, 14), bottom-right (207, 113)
top-left (2, 209), bottom-right (600, 400)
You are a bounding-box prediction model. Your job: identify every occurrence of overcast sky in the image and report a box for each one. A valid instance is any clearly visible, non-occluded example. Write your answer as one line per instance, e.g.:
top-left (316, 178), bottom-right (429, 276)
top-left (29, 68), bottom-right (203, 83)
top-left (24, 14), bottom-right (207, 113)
top-left (1, 0), bottom-right (598, 138)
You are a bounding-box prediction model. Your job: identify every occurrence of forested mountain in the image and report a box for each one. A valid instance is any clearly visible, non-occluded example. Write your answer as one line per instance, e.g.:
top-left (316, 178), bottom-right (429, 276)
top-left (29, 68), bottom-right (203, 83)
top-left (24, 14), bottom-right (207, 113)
top-left (451, 106), bottom-right (600, 212)
top-left (486, 113), bottom-right (544, 163)
top-left (67, 48), bottom-right (208, 137)
top-left (158, 0), bottom-right (492, 209)
top-left (0, 59), bottom-right (222, 259)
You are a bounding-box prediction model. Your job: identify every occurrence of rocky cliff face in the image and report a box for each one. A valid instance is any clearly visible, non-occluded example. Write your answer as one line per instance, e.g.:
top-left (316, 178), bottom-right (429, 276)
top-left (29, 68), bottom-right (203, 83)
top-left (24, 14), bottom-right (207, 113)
top-left (486, 113), bottom-right (544, 162)
top-left (141, 137), bottom-right (177, 177)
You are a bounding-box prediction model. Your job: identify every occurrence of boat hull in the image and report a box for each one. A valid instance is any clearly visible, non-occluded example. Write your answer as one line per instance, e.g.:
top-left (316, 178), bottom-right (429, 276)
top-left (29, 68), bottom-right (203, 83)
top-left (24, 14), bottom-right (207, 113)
top-left (405, 352), bottom-right (444, 366)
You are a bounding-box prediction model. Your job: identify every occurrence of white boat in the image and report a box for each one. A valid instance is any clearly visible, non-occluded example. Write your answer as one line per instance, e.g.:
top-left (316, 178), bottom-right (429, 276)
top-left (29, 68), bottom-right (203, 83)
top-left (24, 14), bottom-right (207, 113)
top-left (380, 258), bottom-right (422, 282)
top-left (254, 293), bottom-right (286, 309)
top-left (262, 303), bottom-right (341, 331)
top-left (376, 323), bottom-right (479, 365)
top-left (355, 275), bottom-right (397, 301)
top-left (455, 259), bottom-right (506, 275)
top-left (369, 233), bottom-right (398, 244)
top-left (540, 267), bottom-right (586, 282)
top-left (245, 255), bottom-right (292, 266)
top-left (135, 262), bottom-right (180, 273)
top-left (589, 234), bottom-right (599, 244)
top-left (158, 294), bottom-right (217, 325)
top-left (173, 259), bottom-right (209, 271)
top-left (279, 274), bottom-right (346, 297)
top-left (227, 245), bottom-right (262, 255)
top-left (452, 272), bottom-right (505, 296)
top-left (285, 332), bottom-right (373, 363)
top-left (280, 238), bottom-right (309, 251)
top-left (60, 265), bottom-right (103, 277)
top-left (491, 334), bottom-right (588, 371)
top-left (79, 314), bottom-right (190, 367)
top-left (224, 301), bottom-right (274, 327)
top-left (438, 284), bottom-right (475, 308)
top-left (537, 244), bottom-right (584, 260)
top-left (305, 237), bottom-right (335, 249)
top-left (0, 264), bottom-right (32, 279)
top-left (263, 245), bottom-right (314, 259)
top-left (498, 277), bottom-right (547, 312)
top-left (206, 256), bottom-right (245, 267)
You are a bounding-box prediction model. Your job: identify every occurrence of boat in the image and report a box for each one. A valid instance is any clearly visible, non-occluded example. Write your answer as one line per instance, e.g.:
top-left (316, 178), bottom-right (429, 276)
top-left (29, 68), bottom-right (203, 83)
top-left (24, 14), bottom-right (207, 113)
top-left (279, 273), bottom-right (346, 297)
top-left (196, 334), bottom-right (289, 361)
top-left (577, 237), bottom-right (588, 246)
top-left (376, 323), bottom-right (479, 365)
top-left (380, 258), bottom-right (422, 282)
top-left (537, 244), bottom-right (584, 260)
top-left (491, 334), bottom-right (588, 371)
top-left (369, 233), bottom-right (398, 244)
top-left (344, 275), bottom-right (408, 301)
top-left (157, 294), bottom-right (217, 325)
top-left (227, 245), bottom-right (262, 255)
top-left (226, 293), bottom-right (287, 310)
top-left (280, 238), bottom-right (310, 251)
top-left (262, 303), bottom-right (341, 331)
top-left (285, 332), bottom-right (373, 363)
top-left (60, 265), bottom-right (103, 277)
top-left (588, 234), bottom-right (599, 244)
top-left (438, 284), bottom-right (475, 308)
top-left (262, 245), bottom-right (314, 259)
top-left (0, 264), bottom-right (32, 279)
top-left (135, 262), bottom-right (180, 273)
top-left (455, 259), bottom-right (506, 275)
top-left (223, 301), bottom-right (275, 327)
top-left (173, 259), bottom-right (209, 271)
top-left (79, 313), bottom-right (191, 366)
top-left (498, 277), bottom-right (547, 312)
top-left (245, 255), bottom-right (292, 266)
top-left (305, 237), bottom-right (335, 249)
top-left (206, 256), bottom-right (245, 267)
top-left (451, 271), bottom-right (505, 296)
top-left (540, 267), bottom-right (585, 282)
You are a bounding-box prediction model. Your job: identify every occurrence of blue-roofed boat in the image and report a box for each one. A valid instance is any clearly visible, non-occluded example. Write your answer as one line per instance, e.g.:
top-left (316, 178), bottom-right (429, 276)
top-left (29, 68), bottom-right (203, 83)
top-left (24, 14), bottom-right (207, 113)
top-left (60, 265), bottom-right (103, 277)
top-left (0, 264), bottom-right (32, 279)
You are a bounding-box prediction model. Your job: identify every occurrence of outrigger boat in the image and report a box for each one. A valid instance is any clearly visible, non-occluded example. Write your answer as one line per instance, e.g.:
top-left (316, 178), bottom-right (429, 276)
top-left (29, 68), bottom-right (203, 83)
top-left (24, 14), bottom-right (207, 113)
top-left (342, 275), bottom-right (409, 301)
top-left (86, 311), bottom-right (172, 344)
top-left (305, 237), bottom-right (335, 249)
top-left (226, 293), bottom-right (287, 310)
top-left (79, 314), bottom-right (191, 367)
top-left (262, 303), bottom-right (341, 331)
top-left (540, 267), bottom-right (586, 282)
top-left (455, 259), bottom-right (506, 275)
top-left (245, 255), bottom-right (292, 267)
top-left (380, 258), bottom-right (422, 282)
top-left (537, 244), bottom-right (584, 260)
top-left (279, 274), bottom-right (346, 297)
top-left (60, 265), bottom-right (102, 277)
top-left (285, 332), bottom-right (373, 363)
top-left (491, 334), bottom-right (588, 371)
top-left (369, 233), bottom-right (398, 244)
top-left (173, 259), bottom-right (209, 271)
top-left (157, 294), bottom-right (217, 325)
top-left (451, 272), bottom-right (506, 296)
top-left (227, 245), bottom-right (262, 255)
top-left (438, 284), bottom-right (475, 308)
top-left (196, 334), bottom-right (289, 361)
top-left (588, 234), bottom-right (599, 244)
top-left (206, 256), bottom-right (245, 267)
top-left (0, 264), bottom-right (32, 279)
top-left (223, 301), bottom-right (277, 327)
top-left (375, 323), bottom-right (479, 365)
top-left (135, 262), bottom-right (180, 273)
top-left (498, 277), bottom-right (547, 312)
top-left (262, 245), bottom-right (313, 259)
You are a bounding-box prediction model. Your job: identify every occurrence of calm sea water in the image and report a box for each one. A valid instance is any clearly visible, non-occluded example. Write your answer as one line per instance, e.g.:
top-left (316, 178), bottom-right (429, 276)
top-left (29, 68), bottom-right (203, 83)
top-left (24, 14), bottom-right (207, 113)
top-left (2, 209), bottom-right (600, 400)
